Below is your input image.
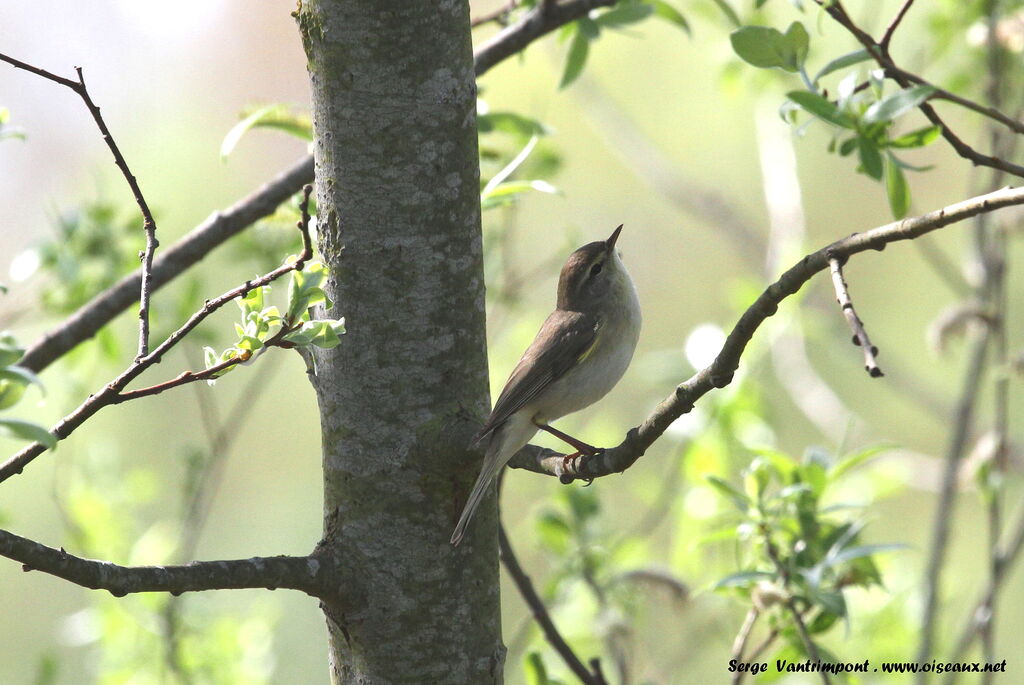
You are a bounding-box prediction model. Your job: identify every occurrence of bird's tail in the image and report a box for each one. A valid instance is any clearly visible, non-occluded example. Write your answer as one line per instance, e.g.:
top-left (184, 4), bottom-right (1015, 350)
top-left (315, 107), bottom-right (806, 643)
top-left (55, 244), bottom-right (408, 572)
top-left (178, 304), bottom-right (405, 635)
top-left (450, 447), bottom-right (504, 546)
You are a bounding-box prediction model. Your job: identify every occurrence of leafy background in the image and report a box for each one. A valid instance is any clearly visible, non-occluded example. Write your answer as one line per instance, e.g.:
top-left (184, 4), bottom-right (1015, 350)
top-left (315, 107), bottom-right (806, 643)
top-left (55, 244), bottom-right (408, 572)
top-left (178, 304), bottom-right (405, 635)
top-left (1, 0), bottom-right (1022, 683)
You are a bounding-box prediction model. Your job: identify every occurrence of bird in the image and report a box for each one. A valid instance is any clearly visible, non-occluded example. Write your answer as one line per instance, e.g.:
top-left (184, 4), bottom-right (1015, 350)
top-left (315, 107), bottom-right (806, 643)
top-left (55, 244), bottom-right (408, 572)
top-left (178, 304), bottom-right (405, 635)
top-left (450, 225), bottom-right (641, 546)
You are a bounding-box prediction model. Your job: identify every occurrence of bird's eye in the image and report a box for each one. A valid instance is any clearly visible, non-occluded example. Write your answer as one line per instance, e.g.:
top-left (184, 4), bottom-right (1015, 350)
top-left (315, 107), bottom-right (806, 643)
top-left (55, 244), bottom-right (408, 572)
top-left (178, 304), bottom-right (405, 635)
top-left (590, 262), bottom-right (603, 276)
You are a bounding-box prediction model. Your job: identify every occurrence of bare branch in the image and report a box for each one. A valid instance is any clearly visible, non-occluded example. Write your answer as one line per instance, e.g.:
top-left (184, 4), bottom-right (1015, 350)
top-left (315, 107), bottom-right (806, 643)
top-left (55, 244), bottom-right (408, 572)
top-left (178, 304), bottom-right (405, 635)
top-left (828, 257), bottom-right (883, 377)
top-left (19, 154), bottom-right (316, 374)
top-left (510, 185), bottom-right (1024, 480)
top-left (498, 521), bottom-right (608, 685)
top-left (0, 186), bottom-right (316, 484)
top-left (1, 53), bottom-right (161, 358)
top-left (18, 10), bottom-right (600, 375)
top-left (879, 0), bottom-right (916, 52)
top-left (474, 0), bottom-right (618, 76)
top-left (0, 528), bottom-right (327, 597)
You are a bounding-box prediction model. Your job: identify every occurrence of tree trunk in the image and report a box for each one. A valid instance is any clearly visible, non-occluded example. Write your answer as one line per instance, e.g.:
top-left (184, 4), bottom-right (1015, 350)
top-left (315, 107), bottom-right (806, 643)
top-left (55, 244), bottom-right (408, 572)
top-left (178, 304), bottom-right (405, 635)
top-left (295, 1), bottom-right (503, 682)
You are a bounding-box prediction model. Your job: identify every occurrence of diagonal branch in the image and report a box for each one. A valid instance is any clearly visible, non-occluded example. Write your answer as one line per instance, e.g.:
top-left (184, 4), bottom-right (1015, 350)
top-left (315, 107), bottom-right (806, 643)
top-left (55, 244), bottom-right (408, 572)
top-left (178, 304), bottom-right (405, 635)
top-left (19, 154), bottom-right (315, 374)
top-left (509, 185), bottom-right (1024, 480)
top-left (0, 528), bottom-right (329, 597)
top-left (879, 0), bottom-right (916, 52)
top-left (813, 1), bottom-right (1024, 179)
top-left (498, 521), bottom-right (608, 685)
top-left (18, 3), bottom-right (607, 375)
top-left (828, 257), bottom-right (883, 377)
top-left (0, 186), bottom-right (315, 484)
top-left (474, 0), bottom-right (618, 76)
top-left (1, 53), bottom-right (161, 358)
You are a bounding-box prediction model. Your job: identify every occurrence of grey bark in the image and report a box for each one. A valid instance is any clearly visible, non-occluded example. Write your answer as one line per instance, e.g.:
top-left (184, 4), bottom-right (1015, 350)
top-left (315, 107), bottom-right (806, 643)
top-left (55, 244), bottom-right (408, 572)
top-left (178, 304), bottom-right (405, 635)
top-left (296, 2), bottom-right (502, 683)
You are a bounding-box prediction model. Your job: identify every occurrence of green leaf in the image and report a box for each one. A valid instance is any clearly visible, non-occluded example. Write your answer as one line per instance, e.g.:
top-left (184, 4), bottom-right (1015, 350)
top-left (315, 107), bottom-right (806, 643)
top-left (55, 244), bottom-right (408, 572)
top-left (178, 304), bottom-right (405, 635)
top-left (857, 137), bottom-right (883, 180)
top-left (784, 22), bottom-right (809, 72)
top-left (710, 0), bottom-right (741, 27)
top-left (812, 48), bottom-right (871, 83)
top-left (886, 153), bottom-right (910, 218)
top-left (826, 542), bottom-right (907, 567)
top-left (786, 91), bottom-right (854, 128)
top-left (887, 124), bottom-right (942, 148)
top-left (536, 511), bottom-right (572, 554)
top-left (0, 417), bottom-right (57, 449)
top-left (0, 332), bottom-right (25, 368)
top-left (283, 318), bottom-right (346, 349)
top-left (706, 475), bottom-right (751, 512)
top-left (648, 1), bottom-right (690, 34)
top-left (477, 111), bottom-right (549, 138)
top-left (730, 22), bottom-right (808, 73)
top-left (594, 3), bottom-right (654, 28)
top-left (830, 445), bottom-right (891, 481)
top-left (481, 180), bottom-right (560, 210)
top-left (238, 285), bottom-right (265, 315)
top-left (524, 652), bottom-right (550, 685)
top-left (221, 104), bottom-right (313, 161)
top-left (559, 23), bottom-right (591, 89)
top-left (713, 570), bottom-right (774, 589)
top-left (863, 85), bottom-right (937, 125)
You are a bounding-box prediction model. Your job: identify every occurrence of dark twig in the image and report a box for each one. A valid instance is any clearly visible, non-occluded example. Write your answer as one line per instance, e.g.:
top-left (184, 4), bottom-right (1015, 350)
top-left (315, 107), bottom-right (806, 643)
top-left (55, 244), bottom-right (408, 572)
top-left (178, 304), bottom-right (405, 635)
top-left (0, 186), bottom-right (315, 484)
top-left (19, 155), bottom-right (316, 374)
top-left (828, 257), bottom-right (884, 377)
top-left (0, 528), bottom-right (328, 597)
top-left (812, 1), bottom-right (1024, 179)
top-left (19, 10), bottom-right (602, 375)
top-left (879, 0), bottom-right (916, 52)
top-left (471, 0), bottom-right (519, 28)
top-left (474, 0), bottom-right (619, 76)
top-left (0, 53), bottom-right (161, 358)
top-left (510, 185), bottom-right (1024, 481)
top-left (916, 333), bottom-right (989, 674)
top-left (762, 527), bottom-right (830, 685)
top-left (498, 522), bottom-right (608, 685)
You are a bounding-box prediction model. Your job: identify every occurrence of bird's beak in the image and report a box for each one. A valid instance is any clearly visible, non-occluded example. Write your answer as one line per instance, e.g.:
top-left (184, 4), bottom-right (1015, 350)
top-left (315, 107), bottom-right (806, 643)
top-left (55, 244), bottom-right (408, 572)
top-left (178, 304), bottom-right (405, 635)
top-left (606, 224), bottom-right (623, 253)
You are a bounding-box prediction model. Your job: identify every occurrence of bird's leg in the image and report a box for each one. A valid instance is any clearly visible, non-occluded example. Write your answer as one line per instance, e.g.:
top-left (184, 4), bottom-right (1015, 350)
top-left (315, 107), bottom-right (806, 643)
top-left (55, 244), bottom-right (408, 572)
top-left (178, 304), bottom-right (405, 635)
top-left (533, 422), bottom-right (604, 476)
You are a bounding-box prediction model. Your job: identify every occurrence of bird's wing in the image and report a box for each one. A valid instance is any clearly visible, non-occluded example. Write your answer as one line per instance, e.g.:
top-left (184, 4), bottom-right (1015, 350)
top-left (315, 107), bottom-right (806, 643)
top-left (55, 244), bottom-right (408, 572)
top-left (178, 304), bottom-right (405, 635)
top-left (475, 309), bottom-right (599, 442)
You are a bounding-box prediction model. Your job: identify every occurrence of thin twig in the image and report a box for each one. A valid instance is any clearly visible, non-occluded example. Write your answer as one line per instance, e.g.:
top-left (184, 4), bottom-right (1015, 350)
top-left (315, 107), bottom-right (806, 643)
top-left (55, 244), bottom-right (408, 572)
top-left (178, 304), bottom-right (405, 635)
top-left (879, 0), bottom-right (916, 52)
top-left (916, 333), bottom-right (989, 675)
top-left (471, 0), bottom-right (519, 28)
top-left (474, 0), bottom-right (619, 76)
top-left (498, 522), bottom-right (608, 685)
top-left (762, 527), bottom-right (830, 685)
top-left (509, 184), bottom-right (1024, 481)
top-left (0, 186), bottom-right (315, 484)
top-left (18, 6), bottom-right (604, 375)
top-left (0, 53), bottom-right (161, 358)
top-left (828, 257), bottom-right (884, 377)
top-left (730, 608), bottom-right (760, 685)
top-left (813, 1), bottom-right (1024, 179)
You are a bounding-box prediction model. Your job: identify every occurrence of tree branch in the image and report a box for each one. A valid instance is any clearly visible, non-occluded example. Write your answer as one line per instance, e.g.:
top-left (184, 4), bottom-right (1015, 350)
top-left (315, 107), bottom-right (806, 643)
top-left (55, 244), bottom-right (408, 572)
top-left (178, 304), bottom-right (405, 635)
top-left (0, 187), bottom-right (315, 484)
top-left (0, 53), bottom-right (161, 358)
top-left (498, 521), bottom-right (608, 685)
top-left (19, 154), bottom-right (316, 374)
top-left (879, 0), bottom-right (916, 52)
top-left (474, 0), bottom-right (618, 76)
top-left (509, 185), bottom-right (1024, 480)
top-left (0, 528), bottom-right (328, 597)
top-left (828, 257), bottom-right (883, 377)
top-left (18, 5), bottom-right (607, 375)
top-left (813, 1), bottom-right (1024, 179)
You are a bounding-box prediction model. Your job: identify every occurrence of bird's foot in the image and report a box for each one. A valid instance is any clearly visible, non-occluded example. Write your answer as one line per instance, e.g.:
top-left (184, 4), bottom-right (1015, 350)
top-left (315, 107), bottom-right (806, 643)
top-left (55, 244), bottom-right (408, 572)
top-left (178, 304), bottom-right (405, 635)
top-left (559, 447), bottom-right (604, 484)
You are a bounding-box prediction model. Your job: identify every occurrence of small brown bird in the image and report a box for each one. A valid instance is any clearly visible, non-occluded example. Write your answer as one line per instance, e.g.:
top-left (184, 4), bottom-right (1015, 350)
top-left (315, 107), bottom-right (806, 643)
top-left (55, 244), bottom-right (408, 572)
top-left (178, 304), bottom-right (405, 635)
top-left (451, 226), bottom-right (641, 545)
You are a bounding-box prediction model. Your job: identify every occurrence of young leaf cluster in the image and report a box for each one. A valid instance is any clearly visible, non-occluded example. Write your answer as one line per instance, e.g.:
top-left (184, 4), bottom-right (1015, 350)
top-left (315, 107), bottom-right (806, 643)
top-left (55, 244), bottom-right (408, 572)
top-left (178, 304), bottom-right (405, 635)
top-left (203, 260), bottom-right (344, 381)
top-left (710, 446), bottom-right (903, 663)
